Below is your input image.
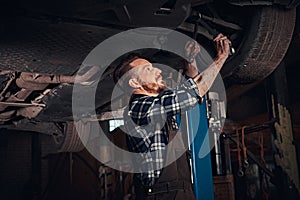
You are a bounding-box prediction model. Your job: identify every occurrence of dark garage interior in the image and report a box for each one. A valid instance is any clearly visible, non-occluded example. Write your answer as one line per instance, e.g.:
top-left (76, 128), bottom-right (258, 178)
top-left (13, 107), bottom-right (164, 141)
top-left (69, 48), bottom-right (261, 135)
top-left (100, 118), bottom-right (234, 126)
top-left (1, 1), bottom-right (300, 200)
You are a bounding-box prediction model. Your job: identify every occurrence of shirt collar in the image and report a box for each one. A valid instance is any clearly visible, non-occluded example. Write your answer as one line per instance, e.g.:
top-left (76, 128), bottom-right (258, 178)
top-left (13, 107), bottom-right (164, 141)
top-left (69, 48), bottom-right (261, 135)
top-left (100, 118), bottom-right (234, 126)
top-left (129, 94), bottom-right (147, 103)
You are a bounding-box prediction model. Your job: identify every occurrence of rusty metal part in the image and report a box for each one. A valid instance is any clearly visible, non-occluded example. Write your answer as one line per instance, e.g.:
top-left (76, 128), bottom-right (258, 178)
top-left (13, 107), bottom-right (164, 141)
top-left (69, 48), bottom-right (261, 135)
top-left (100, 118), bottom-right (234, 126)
top-left (16, 74), bottom-right (48, 90)
top-left (0, 70), bottom-right (14, 75)
top-left (0, 72), bottom-right (15, 101)
top-left (1, 89), bottom-right (32, 109)
top-left (0, 88), bottom-right (52, 122)
top-left (226, 119), bottom-right (275, 136)
top-left (0, 110), bottom-right (16, 122)
top-left (16, 89), bottom-right (51, 119)
top-left (0, 88), bottom-right (40, 111)
top-left (0, 87), bottom-right (47, 120)
top-left (74, 66), bottom-right (101, 85)
top-left (9, 89), bottom-right (34, 102)
top-left (17, 72), bottom-right (72, 85)
top-left (32, 89), bottom-right (52, 104)
top-left (16, 66), bottom-right (100, 86)
top-left (0, 102), bottom-right (45, 107)
top-left (241, 126), bottom-right (249, 168)
top-left (1, 65), bottom-right (100, 120)
top-left (17, 106), bottom-right (45, 119)
top-left (226, 134), bottom-right (274, 178)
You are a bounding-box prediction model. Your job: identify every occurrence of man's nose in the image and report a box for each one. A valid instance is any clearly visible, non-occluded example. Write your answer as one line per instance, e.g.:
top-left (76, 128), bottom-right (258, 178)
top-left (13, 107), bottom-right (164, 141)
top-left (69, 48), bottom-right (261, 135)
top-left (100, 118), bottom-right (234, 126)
top-left (155, 68), bottom-right (162, 75)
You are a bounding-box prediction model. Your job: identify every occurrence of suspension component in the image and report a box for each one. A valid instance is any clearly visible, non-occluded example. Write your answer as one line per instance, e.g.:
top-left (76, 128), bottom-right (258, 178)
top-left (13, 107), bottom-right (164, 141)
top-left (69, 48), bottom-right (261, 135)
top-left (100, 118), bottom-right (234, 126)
top-left (197, 13), bottom-right (236, 55)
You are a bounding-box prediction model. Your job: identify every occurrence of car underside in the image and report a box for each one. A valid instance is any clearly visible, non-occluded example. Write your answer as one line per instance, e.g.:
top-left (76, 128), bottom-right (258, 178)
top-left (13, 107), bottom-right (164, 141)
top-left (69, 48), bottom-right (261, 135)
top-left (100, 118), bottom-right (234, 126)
top-left (0, 0), bottom-right (299, 127)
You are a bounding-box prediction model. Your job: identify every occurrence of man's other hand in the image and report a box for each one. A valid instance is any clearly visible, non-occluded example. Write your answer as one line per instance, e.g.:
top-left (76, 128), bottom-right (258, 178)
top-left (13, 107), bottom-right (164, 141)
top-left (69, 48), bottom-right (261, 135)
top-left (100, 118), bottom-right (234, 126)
top-left (185, 40), bottom-right (200, 63)
top-left (184, 40), bottom-right (200, 78)
top-left (214, 34), bottom-right (231, 59)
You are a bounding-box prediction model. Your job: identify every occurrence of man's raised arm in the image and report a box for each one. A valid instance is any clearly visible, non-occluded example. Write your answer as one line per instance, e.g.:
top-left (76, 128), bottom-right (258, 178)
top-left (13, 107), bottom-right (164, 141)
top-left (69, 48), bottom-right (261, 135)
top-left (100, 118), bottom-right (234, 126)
top-left (191, 34), bottom-right (231, 97)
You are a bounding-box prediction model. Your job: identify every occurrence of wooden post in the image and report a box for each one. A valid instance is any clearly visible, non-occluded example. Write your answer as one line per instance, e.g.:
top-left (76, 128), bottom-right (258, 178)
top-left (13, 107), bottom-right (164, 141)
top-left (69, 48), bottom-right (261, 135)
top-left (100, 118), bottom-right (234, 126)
top-left (265, 61), bottom-right (300, 196)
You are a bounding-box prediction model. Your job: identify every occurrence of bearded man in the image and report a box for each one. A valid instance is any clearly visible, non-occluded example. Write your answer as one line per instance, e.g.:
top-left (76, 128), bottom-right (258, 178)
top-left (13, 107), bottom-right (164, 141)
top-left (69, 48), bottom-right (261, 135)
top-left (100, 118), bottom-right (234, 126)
top-left (113, 34), bottom-right (231, 200)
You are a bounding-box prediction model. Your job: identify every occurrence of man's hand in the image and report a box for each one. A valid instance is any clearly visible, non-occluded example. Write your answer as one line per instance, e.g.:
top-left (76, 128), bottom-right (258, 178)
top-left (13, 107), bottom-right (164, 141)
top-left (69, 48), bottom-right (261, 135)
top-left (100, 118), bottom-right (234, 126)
top-left (185, 40), bottom-right (200, 63)
top-left (184, 40), bottom-right (200, 78)
top-left (214, 34), bottom-right (231, 59)
top-left (193, 34), bottom-right (231, 97)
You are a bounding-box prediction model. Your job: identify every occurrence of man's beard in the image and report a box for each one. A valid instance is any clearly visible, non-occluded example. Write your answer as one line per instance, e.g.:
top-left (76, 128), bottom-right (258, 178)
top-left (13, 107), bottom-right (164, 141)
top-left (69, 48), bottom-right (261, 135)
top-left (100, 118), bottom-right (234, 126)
top-left (141, 81), bottom-right (169, 94)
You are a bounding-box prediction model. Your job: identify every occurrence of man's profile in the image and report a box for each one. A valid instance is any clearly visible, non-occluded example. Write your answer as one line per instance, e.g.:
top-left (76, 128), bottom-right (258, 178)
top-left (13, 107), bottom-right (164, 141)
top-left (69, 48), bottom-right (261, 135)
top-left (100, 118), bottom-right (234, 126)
top-left (113, 34), bottom-right (231, 200)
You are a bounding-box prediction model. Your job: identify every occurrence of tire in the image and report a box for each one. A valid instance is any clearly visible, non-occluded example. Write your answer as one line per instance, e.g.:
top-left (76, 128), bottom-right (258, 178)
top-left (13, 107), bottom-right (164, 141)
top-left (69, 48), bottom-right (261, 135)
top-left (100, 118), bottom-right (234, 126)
top-left (57, 121), bottom-right (90, 152)
top-left (223, 6), bottom-right (296, 85)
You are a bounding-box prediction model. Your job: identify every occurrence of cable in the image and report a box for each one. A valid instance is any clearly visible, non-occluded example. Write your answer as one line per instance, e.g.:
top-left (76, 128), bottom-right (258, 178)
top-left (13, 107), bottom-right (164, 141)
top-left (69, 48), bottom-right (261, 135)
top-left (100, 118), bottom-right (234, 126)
top-left (242, 126), bottom-right (249, 168)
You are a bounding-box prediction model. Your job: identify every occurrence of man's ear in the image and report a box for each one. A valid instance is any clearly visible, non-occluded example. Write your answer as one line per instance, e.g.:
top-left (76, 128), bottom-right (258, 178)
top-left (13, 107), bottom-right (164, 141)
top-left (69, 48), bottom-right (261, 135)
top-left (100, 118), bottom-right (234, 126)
top-left (128, 78), bottom-right (141, 89)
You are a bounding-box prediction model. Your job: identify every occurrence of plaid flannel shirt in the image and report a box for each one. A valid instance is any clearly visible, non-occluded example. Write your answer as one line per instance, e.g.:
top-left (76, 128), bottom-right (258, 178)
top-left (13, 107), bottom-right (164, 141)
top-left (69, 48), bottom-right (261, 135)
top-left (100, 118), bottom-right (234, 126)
top-left (124, 78), bottom-right (202, 186)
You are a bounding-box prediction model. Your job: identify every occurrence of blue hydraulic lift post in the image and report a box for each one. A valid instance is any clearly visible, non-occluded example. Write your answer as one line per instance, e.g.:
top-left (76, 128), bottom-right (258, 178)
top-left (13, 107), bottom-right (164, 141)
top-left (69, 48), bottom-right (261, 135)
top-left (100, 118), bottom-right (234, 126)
top-left (187, 102), bottom-right (214, 200)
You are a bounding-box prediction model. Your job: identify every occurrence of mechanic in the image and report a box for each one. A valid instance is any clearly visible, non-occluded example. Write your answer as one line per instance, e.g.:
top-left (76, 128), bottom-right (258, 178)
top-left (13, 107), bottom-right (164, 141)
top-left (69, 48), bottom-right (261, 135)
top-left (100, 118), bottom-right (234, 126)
top-left (113, 34), bottom-right (231, 200)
